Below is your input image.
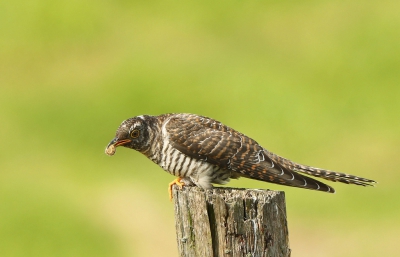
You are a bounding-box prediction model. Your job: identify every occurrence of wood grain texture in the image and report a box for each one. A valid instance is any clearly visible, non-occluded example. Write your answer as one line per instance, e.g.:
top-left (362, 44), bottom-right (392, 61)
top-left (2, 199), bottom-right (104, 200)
top-left (173, 186), bottom-right (291, 257)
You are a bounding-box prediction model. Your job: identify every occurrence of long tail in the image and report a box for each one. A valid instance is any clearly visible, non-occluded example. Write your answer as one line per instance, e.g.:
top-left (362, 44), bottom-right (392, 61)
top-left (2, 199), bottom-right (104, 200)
top-left (266, 151), bottom-right (377, 188)
top-left (292, 163), bottom-right (377, 187)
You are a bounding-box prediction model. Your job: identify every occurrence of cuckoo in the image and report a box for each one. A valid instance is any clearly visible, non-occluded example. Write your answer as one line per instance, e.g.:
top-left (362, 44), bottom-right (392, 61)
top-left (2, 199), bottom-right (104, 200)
top-left (105, 113), bottom-right (376, 199)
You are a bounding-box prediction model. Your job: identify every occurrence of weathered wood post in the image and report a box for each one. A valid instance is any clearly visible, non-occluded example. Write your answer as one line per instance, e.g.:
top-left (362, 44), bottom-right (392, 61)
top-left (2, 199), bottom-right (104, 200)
top-left (172, 186), bottom-right (291, 257)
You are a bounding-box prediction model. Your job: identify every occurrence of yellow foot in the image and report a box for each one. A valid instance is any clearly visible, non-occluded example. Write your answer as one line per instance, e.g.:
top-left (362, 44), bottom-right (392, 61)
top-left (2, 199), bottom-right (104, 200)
top-left (168, 177), bottom-right (185, 201)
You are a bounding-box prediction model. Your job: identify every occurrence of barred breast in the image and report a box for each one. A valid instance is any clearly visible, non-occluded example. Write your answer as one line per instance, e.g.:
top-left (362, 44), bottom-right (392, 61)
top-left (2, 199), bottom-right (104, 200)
top-left (158, 140), bottom-right (232, 189)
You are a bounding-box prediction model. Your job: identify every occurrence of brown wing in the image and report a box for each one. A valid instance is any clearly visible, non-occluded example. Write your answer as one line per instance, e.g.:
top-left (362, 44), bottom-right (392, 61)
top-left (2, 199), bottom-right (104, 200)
top-left (166, 114), bottom-right (335, 193)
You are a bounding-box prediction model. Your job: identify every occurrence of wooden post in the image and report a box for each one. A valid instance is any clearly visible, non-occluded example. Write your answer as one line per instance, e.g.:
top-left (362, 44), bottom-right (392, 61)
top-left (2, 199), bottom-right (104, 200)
top-left (172, 186), bottom-right (291, 257)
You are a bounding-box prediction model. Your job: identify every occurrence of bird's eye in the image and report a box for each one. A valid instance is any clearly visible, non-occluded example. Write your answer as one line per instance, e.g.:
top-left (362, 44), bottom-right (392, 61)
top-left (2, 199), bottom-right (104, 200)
top-left (130, 129), bottom-right (140, 138)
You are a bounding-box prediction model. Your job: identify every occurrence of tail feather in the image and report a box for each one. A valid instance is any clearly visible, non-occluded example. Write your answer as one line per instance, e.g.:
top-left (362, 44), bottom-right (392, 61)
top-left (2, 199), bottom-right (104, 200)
top-left (235, 160), bottom-right (337, 193)
top-left (293, 164), bottom-right (377, 187)
top-left (264, 150), bottom-right (377, 192)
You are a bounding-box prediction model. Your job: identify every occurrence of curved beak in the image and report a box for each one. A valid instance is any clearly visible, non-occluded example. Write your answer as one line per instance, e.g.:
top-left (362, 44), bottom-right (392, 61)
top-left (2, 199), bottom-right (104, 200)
top-left (107, 138), bottom-right (132, 148)
top-left (105, 137), bottom-right (132, 156)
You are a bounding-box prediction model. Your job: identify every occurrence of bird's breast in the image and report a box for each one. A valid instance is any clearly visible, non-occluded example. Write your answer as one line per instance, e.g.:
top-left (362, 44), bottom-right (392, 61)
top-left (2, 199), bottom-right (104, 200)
top-left (158, 143), bottom-right (212, 178)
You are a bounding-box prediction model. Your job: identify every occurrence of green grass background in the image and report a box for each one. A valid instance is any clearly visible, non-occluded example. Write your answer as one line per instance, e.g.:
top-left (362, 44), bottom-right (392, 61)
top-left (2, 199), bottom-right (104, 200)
top-left (1, 0), bottom-right (399, 256)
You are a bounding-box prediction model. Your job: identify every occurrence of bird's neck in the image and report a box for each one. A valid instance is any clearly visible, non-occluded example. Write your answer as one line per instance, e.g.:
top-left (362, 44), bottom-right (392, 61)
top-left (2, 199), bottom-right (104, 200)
top-left (138, 115), bottom-right (165, 164)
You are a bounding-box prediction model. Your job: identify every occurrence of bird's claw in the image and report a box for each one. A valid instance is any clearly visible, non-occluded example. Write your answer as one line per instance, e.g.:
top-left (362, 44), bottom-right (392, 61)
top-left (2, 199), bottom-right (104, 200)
top-left (168, 177), bottom-right (185, 201)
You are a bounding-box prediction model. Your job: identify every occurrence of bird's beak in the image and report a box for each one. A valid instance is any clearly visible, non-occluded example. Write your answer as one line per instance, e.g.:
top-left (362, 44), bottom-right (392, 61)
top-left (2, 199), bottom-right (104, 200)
top-left (105, 138), bottom-right (132, 156)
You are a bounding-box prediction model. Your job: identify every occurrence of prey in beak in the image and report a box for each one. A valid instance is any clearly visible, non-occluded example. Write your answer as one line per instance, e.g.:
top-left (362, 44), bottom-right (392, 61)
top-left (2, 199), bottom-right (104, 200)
top-left (105, 138), bottom-right (132, 156)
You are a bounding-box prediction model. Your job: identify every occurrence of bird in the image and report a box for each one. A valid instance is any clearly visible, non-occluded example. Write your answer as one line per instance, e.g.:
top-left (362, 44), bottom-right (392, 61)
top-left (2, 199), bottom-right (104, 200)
top-left (105, 113), bottom-right (376, 200)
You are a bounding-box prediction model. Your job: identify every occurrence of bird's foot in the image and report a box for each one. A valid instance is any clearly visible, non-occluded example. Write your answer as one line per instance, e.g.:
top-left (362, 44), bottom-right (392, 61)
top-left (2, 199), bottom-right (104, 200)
top-left (168, 177), bottom-right (185, 201)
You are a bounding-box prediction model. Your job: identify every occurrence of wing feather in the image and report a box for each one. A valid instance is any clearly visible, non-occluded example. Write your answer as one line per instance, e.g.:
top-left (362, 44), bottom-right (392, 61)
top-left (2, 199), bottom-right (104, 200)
top-left (166, 114), bottom-right (335, 192)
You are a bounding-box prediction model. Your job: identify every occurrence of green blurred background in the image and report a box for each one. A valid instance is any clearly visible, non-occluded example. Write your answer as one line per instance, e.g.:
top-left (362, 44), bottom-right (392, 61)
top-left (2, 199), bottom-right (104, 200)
top-left (1, 0), bottom-right (399, 256)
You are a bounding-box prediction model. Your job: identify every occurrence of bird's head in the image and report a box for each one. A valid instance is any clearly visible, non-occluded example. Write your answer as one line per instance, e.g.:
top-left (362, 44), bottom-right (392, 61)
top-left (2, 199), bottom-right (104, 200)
top-left (105, 116), bottom-right (151, 156)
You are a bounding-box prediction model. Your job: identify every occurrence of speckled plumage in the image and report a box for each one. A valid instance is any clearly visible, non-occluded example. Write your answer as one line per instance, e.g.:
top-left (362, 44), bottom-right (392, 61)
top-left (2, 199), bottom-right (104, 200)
top-left (106, 113), bottom-right (376, 193)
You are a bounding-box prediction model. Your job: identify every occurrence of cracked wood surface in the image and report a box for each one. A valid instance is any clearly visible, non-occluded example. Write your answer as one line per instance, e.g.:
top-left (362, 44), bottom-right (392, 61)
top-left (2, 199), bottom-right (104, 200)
top-left (173, 186), bottom-right (291, 257)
